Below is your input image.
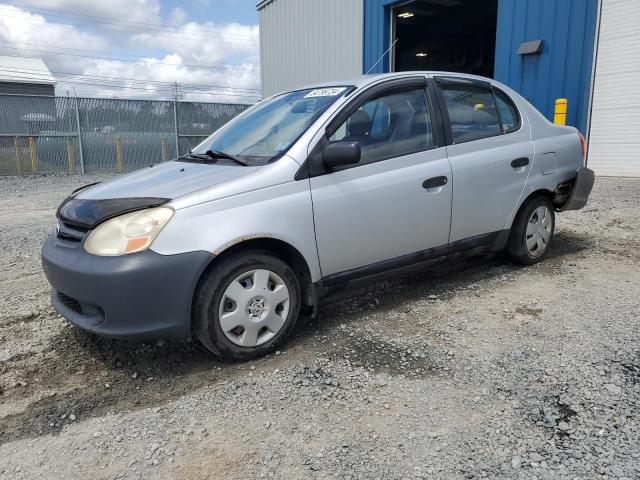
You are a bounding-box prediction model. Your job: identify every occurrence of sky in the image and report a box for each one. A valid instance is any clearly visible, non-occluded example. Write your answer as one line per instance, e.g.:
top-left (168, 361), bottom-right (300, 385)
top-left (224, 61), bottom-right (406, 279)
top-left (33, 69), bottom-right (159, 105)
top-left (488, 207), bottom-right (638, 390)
top-left (0, 0), bottom-right (261, 102)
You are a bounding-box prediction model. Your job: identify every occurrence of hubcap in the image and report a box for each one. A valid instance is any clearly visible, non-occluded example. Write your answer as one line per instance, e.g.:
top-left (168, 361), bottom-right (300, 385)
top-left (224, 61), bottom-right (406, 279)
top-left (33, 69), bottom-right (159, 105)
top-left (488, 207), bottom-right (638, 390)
top-left (525, 205), bottom-right (552, 257)
top-left (218, 269), bottom-right (290, 347)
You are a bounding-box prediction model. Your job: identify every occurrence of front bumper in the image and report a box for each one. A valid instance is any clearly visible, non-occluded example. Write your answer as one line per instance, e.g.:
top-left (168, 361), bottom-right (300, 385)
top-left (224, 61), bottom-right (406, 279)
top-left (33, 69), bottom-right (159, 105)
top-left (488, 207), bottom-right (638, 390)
top-left (41, 233), bottom-right (212, 339)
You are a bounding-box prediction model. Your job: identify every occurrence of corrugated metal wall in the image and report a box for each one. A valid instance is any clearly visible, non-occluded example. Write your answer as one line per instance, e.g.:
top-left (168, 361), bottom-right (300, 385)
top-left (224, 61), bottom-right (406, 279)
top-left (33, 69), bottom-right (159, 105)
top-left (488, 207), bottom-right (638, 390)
top-left (0, 82), bottom-right (55, 96)
top-left (494, 0), bottom-right (599, 133)
top-left (363, 0), bottom-right (394, 74)
top-left (258, 0), bottom-right (363, 97)
top-left (587, 0), bottom-right (640, 177)
top-left (362, 0), bottom-right (599, 133)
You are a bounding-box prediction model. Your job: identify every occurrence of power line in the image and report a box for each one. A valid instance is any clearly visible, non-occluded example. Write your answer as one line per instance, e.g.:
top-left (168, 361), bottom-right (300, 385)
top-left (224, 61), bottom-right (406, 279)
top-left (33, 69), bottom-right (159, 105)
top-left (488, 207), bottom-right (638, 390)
top-left (0, 11), bottom-right (259, 47)
top-left (0, 65), bottom-right (261, 93)
top-left (1, 80), bottom-right (262, 100)
top-left (0, 71), bottom-right (262, 100)
top-left (2, 1), bottom-right (258, 41)
top-left (0, 9), bottom-right (259, 46)
top-left (0, 45), bottom-right (260, 72)
top-left (3, 1), bottom-right (258, 42)
top-left (0, 41), bottom-right (257, 71)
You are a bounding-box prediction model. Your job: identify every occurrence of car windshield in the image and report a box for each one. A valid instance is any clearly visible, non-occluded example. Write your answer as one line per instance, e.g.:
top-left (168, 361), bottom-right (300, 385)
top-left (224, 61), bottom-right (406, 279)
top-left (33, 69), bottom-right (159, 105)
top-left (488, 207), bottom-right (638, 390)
top-left (190, 86), bottom-right (351, 165)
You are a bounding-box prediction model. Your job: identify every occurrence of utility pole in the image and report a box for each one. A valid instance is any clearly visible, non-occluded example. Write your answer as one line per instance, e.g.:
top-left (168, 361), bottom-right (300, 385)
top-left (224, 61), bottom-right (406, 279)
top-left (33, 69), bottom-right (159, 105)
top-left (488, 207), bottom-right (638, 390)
top-left (172, 82), bottom-right (182, 157)
top-left (73, 91), bottom-right (85, 174)
top-left (172, 82), bottom-right (183, 102)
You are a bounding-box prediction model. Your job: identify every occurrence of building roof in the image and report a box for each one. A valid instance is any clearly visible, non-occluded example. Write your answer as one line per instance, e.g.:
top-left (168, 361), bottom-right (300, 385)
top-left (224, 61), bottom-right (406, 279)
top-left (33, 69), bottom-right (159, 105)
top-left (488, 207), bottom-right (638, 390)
top-left (256, 0), bottom-right (275, 11)
top-left (0, 56), bottom-right (55, 85)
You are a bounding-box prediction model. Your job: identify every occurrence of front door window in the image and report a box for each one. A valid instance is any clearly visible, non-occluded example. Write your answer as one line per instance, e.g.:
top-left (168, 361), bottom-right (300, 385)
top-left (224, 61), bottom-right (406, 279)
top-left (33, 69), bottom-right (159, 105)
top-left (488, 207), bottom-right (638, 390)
top-left (329, 86), bottom-right (434, 166)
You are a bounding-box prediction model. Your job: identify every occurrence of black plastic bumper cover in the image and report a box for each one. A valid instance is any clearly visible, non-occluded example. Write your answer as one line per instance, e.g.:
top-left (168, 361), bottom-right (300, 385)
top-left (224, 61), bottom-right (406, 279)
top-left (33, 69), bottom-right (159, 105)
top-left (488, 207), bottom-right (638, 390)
top-left (559, 167), bottom-right (595, 212)
top-left (41, 234), bottom-right (213, 339)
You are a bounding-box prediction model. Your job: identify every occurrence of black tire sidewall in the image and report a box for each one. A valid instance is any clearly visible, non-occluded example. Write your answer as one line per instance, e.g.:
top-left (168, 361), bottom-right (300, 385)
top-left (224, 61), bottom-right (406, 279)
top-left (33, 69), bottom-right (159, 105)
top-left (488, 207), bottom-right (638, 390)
top-left (508, 196), bottom-right (555, 265)
top-left (195, 252), bottom-right (301, 361)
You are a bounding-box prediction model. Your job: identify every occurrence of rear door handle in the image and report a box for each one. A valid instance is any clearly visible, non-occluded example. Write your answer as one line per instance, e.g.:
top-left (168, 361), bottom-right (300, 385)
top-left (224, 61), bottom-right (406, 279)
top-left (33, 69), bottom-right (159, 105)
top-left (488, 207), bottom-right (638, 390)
top-left (511, 157), bottom-right (530, 168)
top-left (422, 176), bottom-right (448, 189)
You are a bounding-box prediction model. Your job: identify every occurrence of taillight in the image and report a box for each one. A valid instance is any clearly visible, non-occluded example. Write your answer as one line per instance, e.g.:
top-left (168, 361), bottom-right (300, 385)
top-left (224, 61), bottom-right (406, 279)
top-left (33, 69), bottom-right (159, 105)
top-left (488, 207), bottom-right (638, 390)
top-left (577, 132), bottom-right (587, 164)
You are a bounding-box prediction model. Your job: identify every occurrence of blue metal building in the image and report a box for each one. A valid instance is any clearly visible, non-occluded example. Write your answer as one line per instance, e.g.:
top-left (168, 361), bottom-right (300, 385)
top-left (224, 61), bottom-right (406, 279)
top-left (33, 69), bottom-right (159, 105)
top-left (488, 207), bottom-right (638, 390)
top-left (259, 0), bottom-right (638, 176)
top-left (363, 0), bottom-right (599, 133)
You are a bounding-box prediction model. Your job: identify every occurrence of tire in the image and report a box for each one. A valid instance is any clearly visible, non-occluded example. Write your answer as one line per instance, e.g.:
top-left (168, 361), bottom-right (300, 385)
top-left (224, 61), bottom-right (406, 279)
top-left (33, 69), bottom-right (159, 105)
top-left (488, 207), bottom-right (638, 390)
top-left (193, 250), bottom-right (301, 361)
top-left (506, 195), bottom-right (555, 265)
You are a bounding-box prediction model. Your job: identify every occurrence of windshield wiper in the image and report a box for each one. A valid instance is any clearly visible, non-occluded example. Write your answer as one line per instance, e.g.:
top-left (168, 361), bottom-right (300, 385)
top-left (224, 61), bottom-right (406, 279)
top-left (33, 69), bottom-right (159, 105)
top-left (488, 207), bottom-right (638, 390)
top-left (180, 152), bottom-right (217, 163)
top-left (205, 149), bottom-right (249, 166)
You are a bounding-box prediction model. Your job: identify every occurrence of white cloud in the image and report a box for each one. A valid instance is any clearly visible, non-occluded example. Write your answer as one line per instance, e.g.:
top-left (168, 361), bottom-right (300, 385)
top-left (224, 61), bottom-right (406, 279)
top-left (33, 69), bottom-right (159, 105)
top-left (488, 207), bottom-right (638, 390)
top-left (168, 7), bottom-right (188, 27)
top-left (17, 0), bottom-right (162, 24)
top-left (0, 3), bottom-right (261, 103)
top-left (77, 54), bottom-right (260, 102)
top-left (0, 4), bottom-right (108, 56)
top-left (130, 21), bottom-right (258, 65)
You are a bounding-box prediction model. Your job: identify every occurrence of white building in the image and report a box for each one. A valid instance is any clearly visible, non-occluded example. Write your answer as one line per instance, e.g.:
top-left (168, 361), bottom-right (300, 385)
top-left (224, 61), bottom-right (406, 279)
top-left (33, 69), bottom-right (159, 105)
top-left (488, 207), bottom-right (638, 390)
top-left (0, 56), bottom-right (55, 96)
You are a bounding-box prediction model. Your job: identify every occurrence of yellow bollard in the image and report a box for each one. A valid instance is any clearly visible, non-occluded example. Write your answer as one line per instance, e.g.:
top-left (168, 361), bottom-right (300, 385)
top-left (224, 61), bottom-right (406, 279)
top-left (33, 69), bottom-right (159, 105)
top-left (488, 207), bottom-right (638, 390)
top-left (554, 98), bottom-right (567, 126)
top-left (14, 136), bottom-right (21, 175)
top-left (28, 136), bottom-right (37, 173)
top-left (115, 136), bottom-right (124, 172)
top-left (66, 137), bottom-right (75, 173)
top-left (161, 138), bottom-right (168, 162)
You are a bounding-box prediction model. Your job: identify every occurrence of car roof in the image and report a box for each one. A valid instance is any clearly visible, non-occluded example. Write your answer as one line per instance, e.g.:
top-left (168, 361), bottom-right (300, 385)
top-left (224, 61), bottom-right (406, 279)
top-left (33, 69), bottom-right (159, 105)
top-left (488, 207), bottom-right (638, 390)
top-left (299, 71), bottom-right (500, 91)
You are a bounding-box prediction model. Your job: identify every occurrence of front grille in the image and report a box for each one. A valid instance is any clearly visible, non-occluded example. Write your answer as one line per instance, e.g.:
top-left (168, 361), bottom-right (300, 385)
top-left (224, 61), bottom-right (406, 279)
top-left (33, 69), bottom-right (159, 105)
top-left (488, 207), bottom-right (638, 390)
top-left (55, 292), bottom-right (105, 326)
top-left (57, 221), bottom-right (89, 243)
top-left (57, 291), bottom-right (83, 314)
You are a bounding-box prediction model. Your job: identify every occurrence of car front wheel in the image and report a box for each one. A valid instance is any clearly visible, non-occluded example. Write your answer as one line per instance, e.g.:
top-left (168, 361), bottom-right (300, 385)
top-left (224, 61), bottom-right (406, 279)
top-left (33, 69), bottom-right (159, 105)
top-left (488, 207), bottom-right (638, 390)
top-left (194, 250), bottom-right (301, 361)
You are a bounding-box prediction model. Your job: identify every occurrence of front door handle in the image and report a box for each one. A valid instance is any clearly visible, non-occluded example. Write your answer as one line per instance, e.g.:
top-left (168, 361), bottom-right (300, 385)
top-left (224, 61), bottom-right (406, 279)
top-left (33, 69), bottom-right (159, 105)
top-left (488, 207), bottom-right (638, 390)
top-left (511, 157), bottom-right (530, 168)
top-left (422, 176), bottom-right (448, 189)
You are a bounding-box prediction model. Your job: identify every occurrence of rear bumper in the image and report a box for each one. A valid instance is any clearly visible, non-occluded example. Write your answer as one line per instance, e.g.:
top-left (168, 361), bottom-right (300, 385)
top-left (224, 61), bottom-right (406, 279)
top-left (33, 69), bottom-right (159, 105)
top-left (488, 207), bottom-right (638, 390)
top-left (41, 233), bottom-right (212, 339)
top-left (559, 167), bottom-right (595, 212)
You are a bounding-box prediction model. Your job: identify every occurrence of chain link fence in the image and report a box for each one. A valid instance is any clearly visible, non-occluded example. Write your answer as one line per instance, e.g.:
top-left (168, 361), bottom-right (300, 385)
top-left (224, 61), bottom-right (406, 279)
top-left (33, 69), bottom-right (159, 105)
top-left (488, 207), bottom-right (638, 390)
top-left (0, 94), bottom-right (251, 176)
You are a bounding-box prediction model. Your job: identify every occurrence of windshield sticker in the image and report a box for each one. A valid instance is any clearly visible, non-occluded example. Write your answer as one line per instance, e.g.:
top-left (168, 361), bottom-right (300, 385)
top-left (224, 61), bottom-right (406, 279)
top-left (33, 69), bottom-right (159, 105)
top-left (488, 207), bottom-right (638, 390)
top-left (304, 87), bottom-right (347, 98)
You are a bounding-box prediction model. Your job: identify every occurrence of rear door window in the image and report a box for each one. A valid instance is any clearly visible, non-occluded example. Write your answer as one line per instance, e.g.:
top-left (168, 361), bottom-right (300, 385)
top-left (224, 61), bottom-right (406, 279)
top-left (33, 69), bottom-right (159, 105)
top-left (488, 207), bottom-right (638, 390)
top-left (439, 82), bottom-right (502, 143)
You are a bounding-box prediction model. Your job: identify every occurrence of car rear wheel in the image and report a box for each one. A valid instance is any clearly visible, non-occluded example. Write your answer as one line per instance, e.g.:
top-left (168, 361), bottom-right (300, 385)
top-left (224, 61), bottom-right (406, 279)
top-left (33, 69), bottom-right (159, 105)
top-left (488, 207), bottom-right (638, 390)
top-left (194, 251), bottom-right (301, 361)
top-left (506, 195), bottom-right (555, 265)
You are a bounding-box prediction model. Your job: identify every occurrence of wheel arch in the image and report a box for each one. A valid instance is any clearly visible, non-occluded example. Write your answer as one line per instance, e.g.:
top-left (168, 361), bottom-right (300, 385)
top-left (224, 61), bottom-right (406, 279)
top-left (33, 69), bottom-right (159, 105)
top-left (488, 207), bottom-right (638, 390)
top-left (193, 236), bottom-right (317, 314)
top-left (507, 188), bottom-right (556, 229)
top-left (523, 188), bottom-right (555, 204)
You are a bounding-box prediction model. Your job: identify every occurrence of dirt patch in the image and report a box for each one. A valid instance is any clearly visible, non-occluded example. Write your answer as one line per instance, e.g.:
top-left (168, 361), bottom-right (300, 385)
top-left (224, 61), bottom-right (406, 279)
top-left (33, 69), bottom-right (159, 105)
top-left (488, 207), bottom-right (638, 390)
top-left (332, 336), bottom-right (442, 378)
top-left (1, 175), bottom-right (639, 479)
top-left (621, 354), bottom-right (640, 385)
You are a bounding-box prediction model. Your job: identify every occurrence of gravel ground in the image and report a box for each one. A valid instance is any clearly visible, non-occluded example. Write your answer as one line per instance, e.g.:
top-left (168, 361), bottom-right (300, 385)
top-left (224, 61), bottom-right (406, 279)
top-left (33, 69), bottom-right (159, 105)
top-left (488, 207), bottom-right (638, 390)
top-left (0, 174), bottom-right (638, 480)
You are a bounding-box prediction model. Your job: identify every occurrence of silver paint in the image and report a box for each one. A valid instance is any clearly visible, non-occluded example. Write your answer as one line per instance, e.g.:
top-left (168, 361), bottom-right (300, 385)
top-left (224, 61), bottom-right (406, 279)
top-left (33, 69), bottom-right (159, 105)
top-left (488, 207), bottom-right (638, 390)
top-left (76, 161), bottom-right (260, 200)
top-left (218, 268), bottom-right (290, 347)
top-left (74, 72), bottom-right (586, 285)
top-left (526, 205), bottom-right (553, 257)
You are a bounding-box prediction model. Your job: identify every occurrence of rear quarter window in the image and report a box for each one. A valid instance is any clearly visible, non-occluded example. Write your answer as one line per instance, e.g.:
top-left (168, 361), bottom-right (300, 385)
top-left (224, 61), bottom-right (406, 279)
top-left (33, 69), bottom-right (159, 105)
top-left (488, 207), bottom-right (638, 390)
top-left (493, 88), bottom-right (521, 133)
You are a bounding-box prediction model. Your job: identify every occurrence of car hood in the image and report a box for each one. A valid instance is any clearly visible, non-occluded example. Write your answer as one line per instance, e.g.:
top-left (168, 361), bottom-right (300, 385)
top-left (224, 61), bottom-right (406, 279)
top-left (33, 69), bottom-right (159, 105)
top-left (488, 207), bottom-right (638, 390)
top-left (76, 160), bottom-right (260, 200)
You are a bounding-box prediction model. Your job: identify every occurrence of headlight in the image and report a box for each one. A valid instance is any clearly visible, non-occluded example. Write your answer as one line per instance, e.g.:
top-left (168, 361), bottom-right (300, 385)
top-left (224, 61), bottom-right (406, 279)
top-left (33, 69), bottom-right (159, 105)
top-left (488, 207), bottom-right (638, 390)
top-left (84, 207), bottom-right (173, 256)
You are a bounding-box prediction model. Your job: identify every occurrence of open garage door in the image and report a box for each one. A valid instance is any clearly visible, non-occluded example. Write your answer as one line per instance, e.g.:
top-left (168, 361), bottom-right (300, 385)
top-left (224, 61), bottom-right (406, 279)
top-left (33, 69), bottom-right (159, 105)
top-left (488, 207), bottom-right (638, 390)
top-left (392, 0), bottom-right (498, 78)
top-left (588, 0), bottom-right (640, 177)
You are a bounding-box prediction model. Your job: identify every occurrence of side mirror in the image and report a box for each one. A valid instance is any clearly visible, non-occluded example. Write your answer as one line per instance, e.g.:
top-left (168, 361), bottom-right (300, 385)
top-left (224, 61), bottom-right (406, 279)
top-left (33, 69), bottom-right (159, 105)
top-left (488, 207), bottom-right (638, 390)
top-left (322, 141), bottom-right (361, 170)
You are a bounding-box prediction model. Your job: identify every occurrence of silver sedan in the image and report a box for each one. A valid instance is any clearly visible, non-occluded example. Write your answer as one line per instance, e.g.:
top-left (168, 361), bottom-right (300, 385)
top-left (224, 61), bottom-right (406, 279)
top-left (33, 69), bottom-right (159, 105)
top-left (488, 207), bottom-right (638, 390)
top-left (42, 72), bottom-right (594, 361)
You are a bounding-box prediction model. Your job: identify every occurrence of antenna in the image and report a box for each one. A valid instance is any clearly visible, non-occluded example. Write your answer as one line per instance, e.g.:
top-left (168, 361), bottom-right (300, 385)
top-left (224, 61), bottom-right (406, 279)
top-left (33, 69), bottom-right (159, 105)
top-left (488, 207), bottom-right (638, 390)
top-left (366, 38), bottom-right (398, 75)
